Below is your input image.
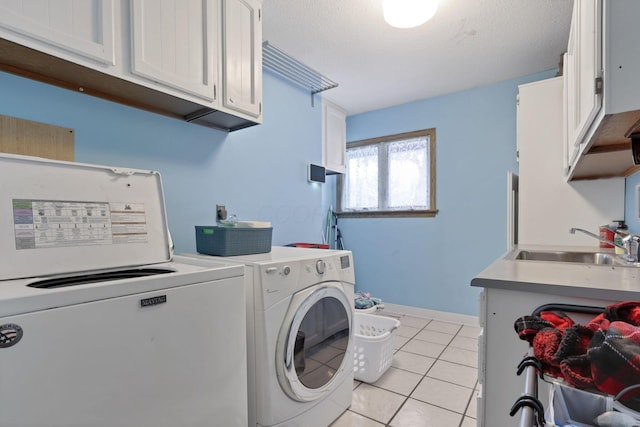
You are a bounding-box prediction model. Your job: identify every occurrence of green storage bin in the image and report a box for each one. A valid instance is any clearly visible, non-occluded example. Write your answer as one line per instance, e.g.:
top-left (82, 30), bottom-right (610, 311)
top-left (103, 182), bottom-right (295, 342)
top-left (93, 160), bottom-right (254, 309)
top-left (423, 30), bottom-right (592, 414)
top-left (195, 226), bottom-right (272, 256)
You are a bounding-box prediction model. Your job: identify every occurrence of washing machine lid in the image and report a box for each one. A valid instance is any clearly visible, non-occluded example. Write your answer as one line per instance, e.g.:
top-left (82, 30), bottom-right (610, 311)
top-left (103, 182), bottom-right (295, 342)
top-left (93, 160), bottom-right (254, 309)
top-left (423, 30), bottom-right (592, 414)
top-left (0, 256), bottom-right (244, 318)
top-left (0, 154), bottom-right (171, 280)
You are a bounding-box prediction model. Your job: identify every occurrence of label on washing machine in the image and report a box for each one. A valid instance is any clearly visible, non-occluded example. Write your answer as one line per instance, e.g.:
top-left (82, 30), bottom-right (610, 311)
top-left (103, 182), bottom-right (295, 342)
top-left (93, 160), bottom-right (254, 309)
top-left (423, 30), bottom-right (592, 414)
top-left (12, 199), bottom-right (148, 250)
top-left (0, 323), bottom-right (23, 348)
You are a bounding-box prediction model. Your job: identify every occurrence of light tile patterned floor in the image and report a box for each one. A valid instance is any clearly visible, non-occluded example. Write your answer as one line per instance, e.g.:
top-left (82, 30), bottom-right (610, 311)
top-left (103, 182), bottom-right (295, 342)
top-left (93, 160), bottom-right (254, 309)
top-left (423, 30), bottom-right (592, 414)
top-left (331, 311), bottom-right (480, 427)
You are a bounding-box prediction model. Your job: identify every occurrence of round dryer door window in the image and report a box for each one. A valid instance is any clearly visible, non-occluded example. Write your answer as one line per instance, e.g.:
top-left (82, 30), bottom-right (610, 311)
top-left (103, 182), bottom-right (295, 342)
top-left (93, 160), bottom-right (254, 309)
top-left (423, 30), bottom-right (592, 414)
top-left (276, 283), bottom-right (352, 402)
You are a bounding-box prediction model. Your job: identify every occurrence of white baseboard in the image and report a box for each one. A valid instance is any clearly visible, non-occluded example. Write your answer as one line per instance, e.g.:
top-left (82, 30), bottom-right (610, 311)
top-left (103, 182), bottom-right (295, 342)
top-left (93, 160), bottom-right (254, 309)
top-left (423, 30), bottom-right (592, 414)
top-left (380, 302), bottom-right (480, 327)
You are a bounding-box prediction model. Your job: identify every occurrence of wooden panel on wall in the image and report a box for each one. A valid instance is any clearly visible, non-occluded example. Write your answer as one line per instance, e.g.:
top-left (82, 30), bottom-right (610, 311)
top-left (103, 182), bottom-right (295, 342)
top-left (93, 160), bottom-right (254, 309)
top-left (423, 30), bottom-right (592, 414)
top-left (0, 114), bottom-right (74, 161)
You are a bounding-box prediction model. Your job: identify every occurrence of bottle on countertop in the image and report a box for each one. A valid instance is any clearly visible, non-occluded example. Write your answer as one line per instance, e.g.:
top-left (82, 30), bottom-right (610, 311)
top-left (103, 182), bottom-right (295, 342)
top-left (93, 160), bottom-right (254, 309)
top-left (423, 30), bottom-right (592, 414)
top-left (614, 220), bottom-right (628, 255)
top-left (599, 224), bottom-right (615, 248)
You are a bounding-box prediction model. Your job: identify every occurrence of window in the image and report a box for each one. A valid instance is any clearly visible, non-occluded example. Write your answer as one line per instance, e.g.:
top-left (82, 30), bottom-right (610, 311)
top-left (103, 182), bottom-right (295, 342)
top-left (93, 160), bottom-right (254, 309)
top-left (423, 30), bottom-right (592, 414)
top-left (337, 128), bottom-right (436, 218)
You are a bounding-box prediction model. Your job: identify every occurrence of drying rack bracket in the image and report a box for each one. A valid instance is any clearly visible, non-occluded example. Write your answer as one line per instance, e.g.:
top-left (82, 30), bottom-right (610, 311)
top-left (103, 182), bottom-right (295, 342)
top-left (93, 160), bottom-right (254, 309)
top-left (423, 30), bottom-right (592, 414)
top-left (262, 41), bottom-right (339, 107)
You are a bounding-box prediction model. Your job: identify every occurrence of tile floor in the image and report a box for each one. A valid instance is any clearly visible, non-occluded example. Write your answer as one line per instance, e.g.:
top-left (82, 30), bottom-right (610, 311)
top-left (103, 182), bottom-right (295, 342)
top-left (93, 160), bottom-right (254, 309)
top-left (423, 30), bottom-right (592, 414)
top-left (331, 310), bottom-right (480, 427)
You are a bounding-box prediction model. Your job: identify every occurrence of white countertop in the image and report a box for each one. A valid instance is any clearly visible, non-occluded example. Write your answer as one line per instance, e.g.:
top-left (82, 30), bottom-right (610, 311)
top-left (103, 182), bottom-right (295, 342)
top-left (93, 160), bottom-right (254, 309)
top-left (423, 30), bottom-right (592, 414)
top-left (471, 244), bottom-right (640, 300)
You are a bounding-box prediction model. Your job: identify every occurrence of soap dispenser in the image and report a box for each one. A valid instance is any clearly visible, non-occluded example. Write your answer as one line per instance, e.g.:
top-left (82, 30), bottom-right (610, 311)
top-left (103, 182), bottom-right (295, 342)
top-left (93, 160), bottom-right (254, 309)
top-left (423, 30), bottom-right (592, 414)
top-left (614, 220), bottom-right (628, 255)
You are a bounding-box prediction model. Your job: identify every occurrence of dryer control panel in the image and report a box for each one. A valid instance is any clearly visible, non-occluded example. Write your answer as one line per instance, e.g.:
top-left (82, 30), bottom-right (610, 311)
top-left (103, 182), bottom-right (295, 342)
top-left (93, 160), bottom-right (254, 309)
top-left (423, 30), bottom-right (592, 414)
top-left (339, 255), bottom-right (350, 269)
top-left (256, 252), bottom-right (355, 311)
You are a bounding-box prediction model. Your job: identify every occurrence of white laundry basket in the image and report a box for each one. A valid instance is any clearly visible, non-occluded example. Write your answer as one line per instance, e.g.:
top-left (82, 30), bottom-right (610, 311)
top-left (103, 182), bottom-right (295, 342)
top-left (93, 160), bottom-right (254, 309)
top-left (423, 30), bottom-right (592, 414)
top-left (353, 312), bottom-right (400, 383)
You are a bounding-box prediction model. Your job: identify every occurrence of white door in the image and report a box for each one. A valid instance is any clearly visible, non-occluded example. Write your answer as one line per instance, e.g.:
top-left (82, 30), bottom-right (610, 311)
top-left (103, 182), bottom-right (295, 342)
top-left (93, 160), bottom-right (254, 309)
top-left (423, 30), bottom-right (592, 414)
top-left (276, 282), bottom-right (352, 402)
top-left (130, 0), bottom-right (217, 101)
top-left (221, 0), bottom-right (262, 118)
top-left (0, 277), bottom-right (247, 427)
top-left (0, 0), bottom-right (115, 64)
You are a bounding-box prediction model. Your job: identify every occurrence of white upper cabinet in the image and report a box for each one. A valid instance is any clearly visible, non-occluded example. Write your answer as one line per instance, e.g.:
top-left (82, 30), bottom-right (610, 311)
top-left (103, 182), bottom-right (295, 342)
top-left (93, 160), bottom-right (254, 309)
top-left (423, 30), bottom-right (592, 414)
top-left (130, 0), bottom-right (217, 101)
top-left (322, 100), bottom-right (346, 174)
top-left (221, 0), bottom-right (262, 118)
top-left (562, 52), bottom-right (575, 171)
top-left (566, 0), bottom-right (640, 180)
top-left (565, 0), bottom-right (602, 153)
top-left (0, 0), bottom-right (262, 131)
top-left (0, 0), bottom-right (115, 65)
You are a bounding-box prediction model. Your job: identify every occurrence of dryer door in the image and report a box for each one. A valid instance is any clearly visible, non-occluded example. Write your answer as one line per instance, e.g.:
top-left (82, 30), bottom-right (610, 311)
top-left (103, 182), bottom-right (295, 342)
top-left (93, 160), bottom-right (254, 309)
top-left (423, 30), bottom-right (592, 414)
top-left (276, 282), bottom-right (352, 402)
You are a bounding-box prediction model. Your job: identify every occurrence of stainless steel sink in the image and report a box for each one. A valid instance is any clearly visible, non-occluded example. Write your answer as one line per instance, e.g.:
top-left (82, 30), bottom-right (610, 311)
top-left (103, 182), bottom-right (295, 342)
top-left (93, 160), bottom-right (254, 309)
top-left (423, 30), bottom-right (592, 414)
top-left (514, 250), bottom-right (615, 265)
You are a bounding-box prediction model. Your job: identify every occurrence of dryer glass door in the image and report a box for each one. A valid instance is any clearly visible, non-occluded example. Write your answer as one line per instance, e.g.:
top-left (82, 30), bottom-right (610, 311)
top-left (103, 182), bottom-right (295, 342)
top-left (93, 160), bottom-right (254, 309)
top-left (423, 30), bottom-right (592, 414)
top-left (277, 283), bottom-right (352, 402)
top-left (296, 296), bottom-right (349, 388)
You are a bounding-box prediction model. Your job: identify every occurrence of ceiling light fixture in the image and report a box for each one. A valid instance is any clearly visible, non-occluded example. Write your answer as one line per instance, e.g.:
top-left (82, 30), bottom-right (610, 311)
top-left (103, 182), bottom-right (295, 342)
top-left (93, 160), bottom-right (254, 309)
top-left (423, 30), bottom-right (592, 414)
top-left (382, 0), bottom-right (438, 29)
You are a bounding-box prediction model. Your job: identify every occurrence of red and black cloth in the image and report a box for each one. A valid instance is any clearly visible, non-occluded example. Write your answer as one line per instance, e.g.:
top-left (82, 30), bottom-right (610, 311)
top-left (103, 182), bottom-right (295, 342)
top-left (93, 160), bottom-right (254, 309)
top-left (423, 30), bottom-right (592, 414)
top-left (514, 301), bottom-right (640, 398)
top-left (514, 310), bottom-right (574, 343)
top-left (589, 320), bottom-right (640, 396)
top-left (604, 301), bottom-right (640, 326)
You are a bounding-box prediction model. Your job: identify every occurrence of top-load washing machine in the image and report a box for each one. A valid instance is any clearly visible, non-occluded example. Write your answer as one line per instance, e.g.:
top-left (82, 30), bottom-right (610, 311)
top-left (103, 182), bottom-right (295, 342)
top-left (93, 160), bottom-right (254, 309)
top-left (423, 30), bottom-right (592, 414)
top-left (188, 246), bottom-right (356, 427)
top-left (0, 154), bottom-right (248, 427)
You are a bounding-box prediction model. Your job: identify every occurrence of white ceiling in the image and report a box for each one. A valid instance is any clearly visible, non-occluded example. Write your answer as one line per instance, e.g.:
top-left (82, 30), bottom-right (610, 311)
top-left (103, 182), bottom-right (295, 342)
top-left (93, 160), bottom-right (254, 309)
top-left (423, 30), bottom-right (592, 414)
top-left (262, 0), bottom-right (574, 115)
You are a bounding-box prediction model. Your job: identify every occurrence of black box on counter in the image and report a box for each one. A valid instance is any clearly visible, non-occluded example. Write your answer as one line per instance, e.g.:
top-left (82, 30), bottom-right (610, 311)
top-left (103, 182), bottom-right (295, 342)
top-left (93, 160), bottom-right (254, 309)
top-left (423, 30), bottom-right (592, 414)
top-left (195, 226), bottom-right (272, 256)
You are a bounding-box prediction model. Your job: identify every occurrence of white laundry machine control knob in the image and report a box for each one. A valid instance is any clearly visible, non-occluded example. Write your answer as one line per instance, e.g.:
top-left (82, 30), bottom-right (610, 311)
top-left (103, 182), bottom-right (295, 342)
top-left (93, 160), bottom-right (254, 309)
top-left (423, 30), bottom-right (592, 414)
top-left (266, 267), bottom-right (278, 274)
top-left (283, 266), bottom-right (291, 275)
top-left (315, 260), bottom-right (326, 274)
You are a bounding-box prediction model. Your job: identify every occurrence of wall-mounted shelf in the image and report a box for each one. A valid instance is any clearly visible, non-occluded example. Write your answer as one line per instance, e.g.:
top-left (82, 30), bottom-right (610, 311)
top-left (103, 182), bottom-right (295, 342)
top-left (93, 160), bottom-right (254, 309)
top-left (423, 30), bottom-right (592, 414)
top-left (262, 41), bottom-right (338, 105)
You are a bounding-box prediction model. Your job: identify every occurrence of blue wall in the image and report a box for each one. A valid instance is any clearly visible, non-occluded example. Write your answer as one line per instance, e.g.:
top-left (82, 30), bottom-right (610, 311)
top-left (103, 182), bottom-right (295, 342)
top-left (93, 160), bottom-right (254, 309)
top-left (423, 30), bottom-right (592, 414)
top-left (626, 172), bottom-right (640, 234)
top-left (1, 66), bottom-right (560, 317)
top-left (0, 70), bottom-right (329, 253)
top-left (342, 70), bottom-right (557, 316)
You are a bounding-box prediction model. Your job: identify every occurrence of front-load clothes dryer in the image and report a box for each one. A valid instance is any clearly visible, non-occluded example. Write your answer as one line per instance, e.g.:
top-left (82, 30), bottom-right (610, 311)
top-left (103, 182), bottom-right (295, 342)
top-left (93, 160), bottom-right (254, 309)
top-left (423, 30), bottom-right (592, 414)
top-left (0, 154), bottom-right (248, 427)
top-left (187, 247), bottom-right (356, 427)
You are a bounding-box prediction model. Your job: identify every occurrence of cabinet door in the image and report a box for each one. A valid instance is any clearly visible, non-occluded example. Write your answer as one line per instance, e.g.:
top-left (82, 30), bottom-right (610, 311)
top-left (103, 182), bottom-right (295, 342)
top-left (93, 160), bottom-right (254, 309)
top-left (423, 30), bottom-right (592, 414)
top-left (221, 0), bottom-right (262, 118)
top-left (565, 0), bottom-right (602, 150)
top-left (562, 52), bottom-right (578, 172)
top-left (130, 0), bottom-right (217, 101)
top-left (0, 0), bottom-right (115, 65)
top-left (480, 287), bottom-right (617, 427)
top-left (322, 100), bottom-right (347, 174)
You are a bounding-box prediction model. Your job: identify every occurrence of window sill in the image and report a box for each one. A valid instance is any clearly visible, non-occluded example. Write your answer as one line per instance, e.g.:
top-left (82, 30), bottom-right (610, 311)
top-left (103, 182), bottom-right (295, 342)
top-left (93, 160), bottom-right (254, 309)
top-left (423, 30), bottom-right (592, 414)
top-left (336, 209), bottom-right (438, 219)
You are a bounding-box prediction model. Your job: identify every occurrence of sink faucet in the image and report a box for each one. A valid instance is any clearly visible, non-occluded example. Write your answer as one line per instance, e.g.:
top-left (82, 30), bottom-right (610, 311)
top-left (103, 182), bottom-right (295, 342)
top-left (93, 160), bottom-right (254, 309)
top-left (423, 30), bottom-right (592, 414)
top-left (569, 227), bottom-right (639, 263)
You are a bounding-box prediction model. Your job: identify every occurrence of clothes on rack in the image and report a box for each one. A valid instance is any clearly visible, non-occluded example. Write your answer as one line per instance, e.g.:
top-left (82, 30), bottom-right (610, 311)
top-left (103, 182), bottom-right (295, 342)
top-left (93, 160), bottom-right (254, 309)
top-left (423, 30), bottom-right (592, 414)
top-left (514, 301), bottom-right (640, 402)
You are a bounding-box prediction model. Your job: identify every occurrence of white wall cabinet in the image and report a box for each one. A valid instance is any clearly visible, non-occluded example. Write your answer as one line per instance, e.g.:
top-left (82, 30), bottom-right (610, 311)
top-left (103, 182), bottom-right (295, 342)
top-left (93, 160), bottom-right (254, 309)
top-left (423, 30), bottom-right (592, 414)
top-left (0, 0), bottom-right (262, 131)
top-left (517, 77), bottom-right (624, 246)
top-left (221, 0), bottom-right (262, 118)
top-left (565, 0), bottom-right (640, 179)
top-left (130, 0), bottom-right (217, 102)
top-left (322, 100), bottom-right (347, 174)
top-left (564, 0), bottom-right (601, 156)
top-left (0, 0), bottom-right (116, 66)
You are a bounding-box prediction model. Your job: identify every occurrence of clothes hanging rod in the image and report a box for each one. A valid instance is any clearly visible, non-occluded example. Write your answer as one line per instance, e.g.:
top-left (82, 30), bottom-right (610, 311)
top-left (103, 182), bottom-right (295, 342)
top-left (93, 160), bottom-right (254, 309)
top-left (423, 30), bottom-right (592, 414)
top-left (262, 41), bottom-right (339, 97)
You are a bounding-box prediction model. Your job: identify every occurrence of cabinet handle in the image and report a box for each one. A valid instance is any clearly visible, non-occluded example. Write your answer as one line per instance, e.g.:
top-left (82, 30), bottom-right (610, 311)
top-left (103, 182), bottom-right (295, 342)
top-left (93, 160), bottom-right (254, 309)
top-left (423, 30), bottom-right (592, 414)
top-left (229, 98), bottom-right (234, 104)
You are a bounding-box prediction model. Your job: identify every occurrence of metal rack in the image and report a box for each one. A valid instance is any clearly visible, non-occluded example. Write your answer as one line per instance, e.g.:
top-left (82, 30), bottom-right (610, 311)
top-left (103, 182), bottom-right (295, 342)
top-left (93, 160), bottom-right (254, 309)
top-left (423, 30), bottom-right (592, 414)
top-left (262, 41), bottom-right (338, 106)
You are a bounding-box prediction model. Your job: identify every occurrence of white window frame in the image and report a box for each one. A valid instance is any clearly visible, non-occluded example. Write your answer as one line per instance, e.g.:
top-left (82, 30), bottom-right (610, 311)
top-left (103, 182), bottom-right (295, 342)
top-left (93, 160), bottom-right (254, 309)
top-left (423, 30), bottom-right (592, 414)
top-left (337, 128), bottom-right (437, 218)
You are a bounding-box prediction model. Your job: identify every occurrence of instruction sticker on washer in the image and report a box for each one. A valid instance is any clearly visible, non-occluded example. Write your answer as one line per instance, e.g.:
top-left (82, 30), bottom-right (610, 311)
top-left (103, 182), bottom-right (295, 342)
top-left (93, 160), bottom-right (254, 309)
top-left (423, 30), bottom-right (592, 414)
top-left (12, 200), bottom-right (148, 250)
